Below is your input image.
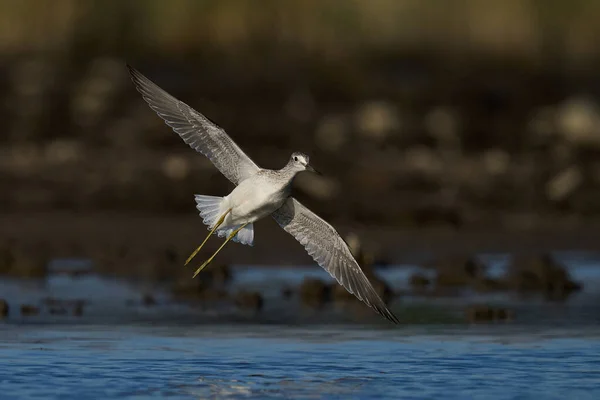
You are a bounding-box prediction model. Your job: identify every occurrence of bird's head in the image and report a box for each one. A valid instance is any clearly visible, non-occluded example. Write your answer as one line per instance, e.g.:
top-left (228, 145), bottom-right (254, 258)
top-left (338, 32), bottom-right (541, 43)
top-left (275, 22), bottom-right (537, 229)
top-left (290, 152), bottom-right (319, 174)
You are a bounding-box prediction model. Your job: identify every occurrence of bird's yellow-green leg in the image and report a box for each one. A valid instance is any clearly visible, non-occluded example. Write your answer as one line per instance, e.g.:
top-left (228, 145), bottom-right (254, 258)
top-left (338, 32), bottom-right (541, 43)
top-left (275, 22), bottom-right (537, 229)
top-left (192, 223), bottom-right (248, 278)
top-left (184, 208), bottom-right (232, 266)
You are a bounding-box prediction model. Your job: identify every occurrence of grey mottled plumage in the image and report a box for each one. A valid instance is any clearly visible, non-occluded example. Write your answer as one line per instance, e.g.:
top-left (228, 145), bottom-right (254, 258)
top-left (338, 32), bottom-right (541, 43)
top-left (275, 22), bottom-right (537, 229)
top-left (128, 65), bottom-right (399, 324)
top-left (128, 66), bottom-right (259, 184)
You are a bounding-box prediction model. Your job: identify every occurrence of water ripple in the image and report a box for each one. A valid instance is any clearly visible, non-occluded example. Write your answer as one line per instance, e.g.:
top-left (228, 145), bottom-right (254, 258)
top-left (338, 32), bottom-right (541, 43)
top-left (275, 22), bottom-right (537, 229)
top-left (1, 325), bottom-right (599, 399)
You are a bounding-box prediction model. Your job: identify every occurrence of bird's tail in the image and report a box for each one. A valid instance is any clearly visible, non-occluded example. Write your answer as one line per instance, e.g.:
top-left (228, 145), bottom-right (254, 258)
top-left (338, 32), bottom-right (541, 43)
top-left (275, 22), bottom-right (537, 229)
top-left (194, 194), bottom-right (226, 229)
top-left (194, 194), bottom-right (254, 246)
top-left (217, 224), bottom-right (254, 246)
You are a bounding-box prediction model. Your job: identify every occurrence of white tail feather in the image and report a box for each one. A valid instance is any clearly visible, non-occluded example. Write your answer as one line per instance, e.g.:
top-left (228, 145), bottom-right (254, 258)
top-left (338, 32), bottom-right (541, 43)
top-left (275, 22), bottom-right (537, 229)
top-left (194, 194), bottom-right (224, 228)
top-left (194, 195), bottom-right (254, 246)
top-left (217, 224), bottom-right (254, 246)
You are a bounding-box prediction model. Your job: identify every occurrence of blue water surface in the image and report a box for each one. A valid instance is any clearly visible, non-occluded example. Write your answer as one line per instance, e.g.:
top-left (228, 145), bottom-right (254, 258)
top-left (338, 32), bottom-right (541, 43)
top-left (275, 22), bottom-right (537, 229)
top-left (1, 324), bottom-right (599, 399)
top-left (2, 253), bottom-right (600, 399)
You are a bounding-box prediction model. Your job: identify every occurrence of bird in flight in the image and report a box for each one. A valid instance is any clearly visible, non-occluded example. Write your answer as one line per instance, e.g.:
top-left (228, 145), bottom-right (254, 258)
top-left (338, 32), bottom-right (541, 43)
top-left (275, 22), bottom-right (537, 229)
top-left (127, 65), bottom-right (399, 324)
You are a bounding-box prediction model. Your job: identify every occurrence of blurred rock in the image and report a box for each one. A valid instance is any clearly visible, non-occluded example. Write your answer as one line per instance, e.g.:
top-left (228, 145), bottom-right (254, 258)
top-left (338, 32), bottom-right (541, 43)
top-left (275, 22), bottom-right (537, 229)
top-left (171, 275), bottom-right (206, 297)
top-left (4, 145), bottom-right (40, 176)
top-left (281, 287), bottom-right (293, 299)
top-left (234, 291), bottom-right (263, 312)
top-left (472, 277), bottom-right (505, 293)
top-left (404, 146), bottom-right (444, 175)
top-left (138, 249), bottom-right (179, 283)
top-left (167, 255), bottom-right (232, 288)
top-left (0, 243), bottom-right (47, 279)
top-left (493, 308), bottom-right (514, 321)
top-left (42, 297), bottom-right (66, 307)
top-left (466, 305), bottom-right (514, 323)
top-left (171, 277), bottom-right (229, 302)
top-left (73, 301), bottom-right (84, 317)
top-left (196, 287), bottom-right (230, 302)
top-left (299, 278), bottom-right (330, 308)
top-left (71, 57), bottom-right (125, 129)
top-left (546, 166), bottom-right (583, 202)
top-left (314, 114), bottom-right (349, 152)
top-left (20, 304), bottom-right (40, 316)
top-left (409, 273), bottom-right (430, 293)
top-left (164, 247), bottom-right (181, 264)
top-left (48, 306), bottom-right (68, 315)
top-left (466, 304), bottom-right (493, 322)
top-left (0, 299), bottom-right (8, 318)
top-left (482, 150), bottom-right (510, 176)
top-left (556, 97), bottom-right (600, 147)
top-left (355, 101), bottom-right (400, 141)
top-left (142, 294), bottom-right (157, 307)
top-left (432, 255), bottom-right (486, 289)
top-left (43, 139), bottom-right (83, 165)
top-left (162, 155), bottom-right (190, 180)
top-left (208, 264), bottom-right (232, 287)
top-left (425, 106), bottom-right (460, 148)
top-left (528, 106), bottom-right (556, 140)
top-left (506, 254), bottom-right (582, 301)
top-left (42, 298), bottom-right (87, 316)
top-left (147, 246), bottom-right (196, 283)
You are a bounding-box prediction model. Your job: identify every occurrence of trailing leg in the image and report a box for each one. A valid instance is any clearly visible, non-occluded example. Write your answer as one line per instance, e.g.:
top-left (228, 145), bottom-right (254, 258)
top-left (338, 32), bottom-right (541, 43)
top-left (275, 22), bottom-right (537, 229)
top-left (192, 222), bottom-right (249, 278)
top-left (184, 208), bottom-right (232, 266)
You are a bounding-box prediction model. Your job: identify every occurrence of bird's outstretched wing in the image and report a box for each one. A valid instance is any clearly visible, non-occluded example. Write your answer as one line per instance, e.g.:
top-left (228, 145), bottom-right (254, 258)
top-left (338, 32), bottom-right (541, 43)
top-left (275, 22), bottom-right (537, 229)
top-left (272, 197), bottom-right (400, 324)
top-left (127, 65), bottom-right (260, 184)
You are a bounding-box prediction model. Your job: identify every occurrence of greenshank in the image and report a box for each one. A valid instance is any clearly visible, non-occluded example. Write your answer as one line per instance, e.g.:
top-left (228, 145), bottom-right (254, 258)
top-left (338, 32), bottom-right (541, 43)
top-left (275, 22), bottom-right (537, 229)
top-left (128, 65), bottom-right (399, 324)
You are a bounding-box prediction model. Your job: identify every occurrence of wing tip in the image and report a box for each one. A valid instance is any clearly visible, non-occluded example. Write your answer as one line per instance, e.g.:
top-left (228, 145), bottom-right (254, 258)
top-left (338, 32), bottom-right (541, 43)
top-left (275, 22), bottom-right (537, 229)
top-left (361, 284), bottom-right (400, 324)
top-left (125, 63), bottom-right (146, 89)
top-left (125, 63), bottom-right (136, 78)
top-left (382, 307), bottom-right (401, 325)
top-left (126, 63), bottom-right (141, 77)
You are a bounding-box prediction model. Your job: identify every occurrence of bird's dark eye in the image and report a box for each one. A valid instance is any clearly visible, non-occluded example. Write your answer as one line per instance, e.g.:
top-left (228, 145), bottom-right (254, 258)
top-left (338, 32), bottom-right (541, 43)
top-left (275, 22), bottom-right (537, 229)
top-left (294, 156), bottom-right (298, 161)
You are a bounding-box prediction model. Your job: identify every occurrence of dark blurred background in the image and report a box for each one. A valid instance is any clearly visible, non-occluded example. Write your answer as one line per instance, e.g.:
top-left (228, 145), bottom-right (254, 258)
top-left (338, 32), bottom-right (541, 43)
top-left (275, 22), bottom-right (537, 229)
top-left (2, 0), bottom-right (600, 324)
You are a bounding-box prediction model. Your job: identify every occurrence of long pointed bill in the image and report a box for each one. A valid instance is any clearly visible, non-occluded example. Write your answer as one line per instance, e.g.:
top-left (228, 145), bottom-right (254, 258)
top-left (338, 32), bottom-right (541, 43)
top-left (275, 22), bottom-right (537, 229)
top-left (193, 222), bottom-right (249, 278)
top-left (306, 164), bottom-right (321, 175)
top-left (185, 208), bottom-right (232, 266)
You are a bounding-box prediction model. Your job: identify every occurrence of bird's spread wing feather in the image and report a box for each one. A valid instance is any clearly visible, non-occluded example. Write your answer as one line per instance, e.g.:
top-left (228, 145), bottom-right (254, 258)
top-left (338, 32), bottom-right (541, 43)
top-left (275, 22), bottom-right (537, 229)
top-left (272, 197), bottom-right (400, 324)
top-left (127, 65), bottom-right (260, 184)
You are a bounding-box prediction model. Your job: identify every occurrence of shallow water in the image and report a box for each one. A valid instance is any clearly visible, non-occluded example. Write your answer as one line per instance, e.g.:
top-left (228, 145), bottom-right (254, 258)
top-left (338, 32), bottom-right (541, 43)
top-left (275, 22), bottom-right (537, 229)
top-left (2, 253), bottom-right (600, 398)
top-left (1, 324), bottom-right (599, 399)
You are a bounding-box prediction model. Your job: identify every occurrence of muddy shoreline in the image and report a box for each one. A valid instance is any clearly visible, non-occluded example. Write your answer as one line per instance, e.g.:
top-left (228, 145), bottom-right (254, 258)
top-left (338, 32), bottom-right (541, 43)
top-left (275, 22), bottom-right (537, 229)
top-left (3, 212), bottom-right (600, 268)
top-left (1, 212), bottom-right (597, 325)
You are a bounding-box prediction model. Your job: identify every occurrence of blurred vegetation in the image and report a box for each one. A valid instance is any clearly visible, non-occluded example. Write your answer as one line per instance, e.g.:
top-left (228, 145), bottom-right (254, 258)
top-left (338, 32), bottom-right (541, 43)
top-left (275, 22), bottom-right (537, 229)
top-left (1, 0), bottom-right (600, 64)
top-left (3, 1), bottom-right (600, 230)
top-left (0, 1), bottom-right (597, 323)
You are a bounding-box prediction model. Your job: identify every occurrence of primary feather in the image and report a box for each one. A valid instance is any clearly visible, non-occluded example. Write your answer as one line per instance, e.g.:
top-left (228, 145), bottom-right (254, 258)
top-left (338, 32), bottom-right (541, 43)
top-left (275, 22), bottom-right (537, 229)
top-left (273, 197), bottom-right (399, 324)
top-left (127, 65), bottom-right (260, 184)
